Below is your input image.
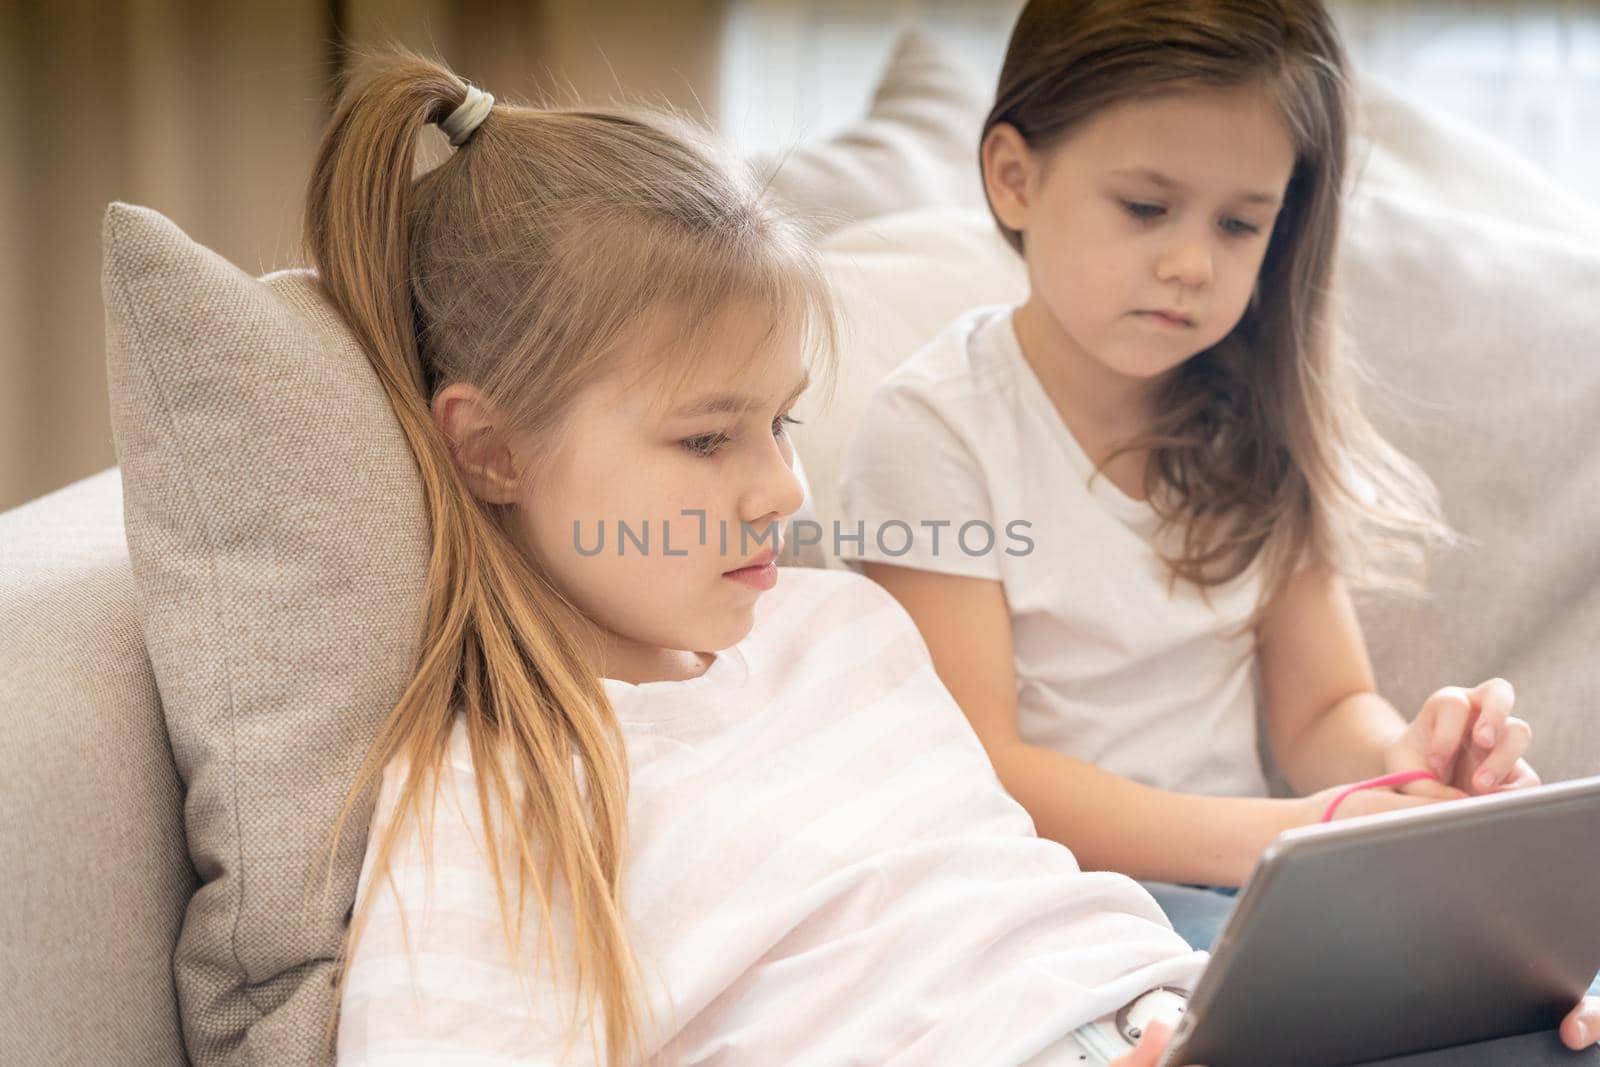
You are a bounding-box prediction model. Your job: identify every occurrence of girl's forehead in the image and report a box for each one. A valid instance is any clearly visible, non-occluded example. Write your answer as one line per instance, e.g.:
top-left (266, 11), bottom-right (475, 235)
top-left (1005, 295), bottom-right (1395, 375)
top-left (602, 305), bottom-right (810, 420)
top-left (650, 345), bottom-right (809, 420)
top-left (1065, 88), bottom-right (1296, 185)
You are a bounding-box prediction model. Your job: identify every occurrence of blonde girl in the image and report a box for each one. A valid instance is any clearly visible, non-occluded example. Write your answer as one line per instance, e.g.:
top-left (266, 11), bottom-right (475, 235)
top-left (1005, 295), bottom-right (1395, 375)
top-left (303, 48), bottom-right (1239, 1067)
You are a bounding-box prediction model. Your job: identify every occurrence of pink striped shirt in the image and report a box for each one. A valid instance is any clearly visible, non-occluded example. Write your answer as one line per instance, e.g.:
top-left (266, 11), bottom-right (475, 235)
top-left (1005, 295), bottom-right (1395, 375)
top-left (337, 567), bottom-right (1205, 1064)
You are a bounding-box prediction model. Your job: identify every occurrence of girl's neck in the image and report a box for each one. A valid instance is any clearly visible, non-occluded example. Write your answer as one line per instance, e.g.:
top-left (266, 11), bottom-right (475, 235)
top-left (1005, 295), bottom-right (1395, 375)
top-left (560, 602), bottom-right (715, 686)
top-left (1011, 295), bottom-right (1163, 500)
top-left (601, 642), bottom-right (715, 686)
top-left (1012, 295), bottom-right (1159, 443)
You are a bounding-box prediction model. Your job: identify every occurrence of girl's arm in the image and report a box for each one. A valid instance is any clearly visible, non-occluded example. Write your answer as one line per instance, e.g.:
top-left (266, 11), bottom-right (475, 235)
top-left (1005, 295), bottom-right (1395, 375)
top-left (1254, 563), bottom-right (1412, 793)
top-left (863, 561), bottom-right (1308, 888)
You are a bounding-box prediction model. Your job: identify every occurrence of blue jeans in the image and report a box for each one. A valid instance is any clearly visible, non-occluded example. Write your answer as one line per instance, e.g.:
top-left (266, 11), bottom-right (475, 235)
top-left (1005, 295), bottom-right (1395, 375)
top-left (1136, 879), bottom-right (1240, 952)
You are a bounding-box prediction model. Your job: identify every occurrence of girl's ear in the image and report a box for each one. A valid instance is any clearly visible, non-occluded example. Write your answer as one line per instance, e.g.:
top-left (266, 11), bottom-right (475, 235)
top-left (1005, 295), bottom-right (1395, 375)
top-left (431, 383), bottom-right (524, 505)
top-left (981, 122), bottom-right (1038, 235)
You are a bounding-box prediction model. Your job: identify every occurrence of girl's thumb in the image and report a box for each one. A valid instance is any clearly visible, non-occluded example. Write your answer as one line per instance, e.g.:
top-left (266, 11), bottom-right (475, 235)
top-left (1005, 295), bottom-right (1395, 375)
top-left (1400, 778), bottom-right (1467, 801)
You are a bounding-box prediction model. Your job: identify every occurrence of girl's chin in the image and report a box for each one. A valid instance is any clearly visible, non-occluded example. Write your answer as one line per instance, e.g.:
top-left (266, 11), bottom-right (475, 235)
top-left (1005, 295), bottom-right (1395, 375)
top-left (1104, 350), bottom-right (1197, 383)
top-left (694, 605), bottom-right (761, 650)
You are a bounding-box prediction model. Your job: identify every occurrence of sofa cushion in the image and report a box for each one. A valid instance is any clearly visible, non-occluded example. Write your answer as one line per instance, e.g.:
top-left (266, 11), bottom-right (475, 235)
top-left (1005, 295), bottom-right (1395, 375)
top-left (102, 203), bottom-right (431, 1064)
top-left (0, 466), bottom-right (192, 1066)
top-left (1339, 189), bottom-right (1600, 786)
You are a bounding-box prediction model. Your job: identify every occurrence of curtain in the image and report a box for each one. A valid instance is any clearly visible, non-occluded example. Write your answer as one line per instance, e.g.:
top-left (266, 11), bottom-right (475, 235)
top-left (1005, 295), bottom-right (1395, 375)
top-left (0, 0), bottom-right (332, 513)
top-left (720, 0), bottom-right (1600, 206)
top-left (0, 0), bottom-right (725, 513)
top-left (1333, 0), bottom-right (1600, 203)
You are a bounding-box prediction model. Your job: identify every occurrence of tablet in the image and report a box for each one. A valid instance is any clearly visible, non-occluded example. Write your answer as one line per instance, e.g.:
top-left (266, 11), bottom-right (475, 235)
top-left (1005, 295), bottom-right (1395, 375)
top-left (1158, 773), bottom-right (1600, 1067)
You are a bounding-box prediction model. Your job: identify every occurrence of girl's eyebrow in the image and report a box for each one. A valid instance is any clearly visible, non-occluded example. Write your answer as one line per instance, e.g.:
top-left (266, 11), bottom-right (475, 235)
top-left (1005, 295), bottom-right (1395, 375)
top-left (671, 371), bottom-right (812, 418)
top-left (1109, 167), bottom-right (1281, 207)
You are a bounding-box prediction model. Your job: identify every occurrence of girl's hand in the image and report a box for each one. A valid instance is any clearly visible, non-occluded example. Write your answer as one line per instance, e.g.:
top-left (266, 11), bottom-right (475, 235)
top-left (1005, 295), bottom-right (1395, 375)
top-left (1109, 1019), bottom-right (1205, 1066)
top-left (1295, 780), bottom-right (1450, 828)
top-left (1384, 679), bottom-right (1540, 797)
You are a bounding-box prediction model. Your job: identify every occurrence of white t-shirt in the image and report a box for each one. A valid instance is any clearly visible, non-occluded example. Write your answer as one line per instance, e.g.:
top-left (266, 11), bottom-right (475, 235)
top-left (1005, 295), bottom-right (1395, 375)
top-left (337, 567), bottom-right (1205, 1065)
top-left (838, 304), bottom-right (1271, 799)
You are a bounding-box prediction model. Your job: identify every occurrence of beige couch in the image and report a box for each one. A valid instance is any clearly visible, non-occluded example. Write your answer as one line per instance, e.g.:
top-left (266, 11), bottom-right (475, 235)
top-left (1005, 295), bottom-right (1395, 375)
top-left (5, 31), bottom-right (1599, 1066)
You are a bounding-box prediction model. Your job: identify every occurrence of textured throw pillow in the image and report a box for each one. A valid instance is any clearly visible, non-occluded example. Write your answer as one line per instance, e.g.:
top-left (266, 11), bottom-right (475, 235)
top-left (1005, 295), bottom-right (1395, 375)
top-left (754, 27), bottom-right (991, 237)
top-left (102, 203), bottom-right (431, 1064)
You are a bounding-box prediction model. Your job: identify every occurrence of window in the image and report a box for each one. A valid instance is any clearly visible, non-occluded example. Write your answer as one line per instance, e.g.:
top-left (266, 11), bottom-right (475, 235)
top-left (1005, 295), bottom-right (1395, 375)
top-left (721, 0), bottom-right (1600, 203)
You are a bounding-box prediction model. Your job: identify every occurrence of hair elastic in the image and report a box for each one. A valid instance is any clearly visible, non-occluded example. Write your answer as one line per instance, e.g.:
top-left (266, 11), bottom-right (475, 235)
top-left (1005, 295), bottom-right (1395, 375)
top-left (1320, 770), bottom-right (1439, 823)
top-left (439, 84), bottom-right (494, 147)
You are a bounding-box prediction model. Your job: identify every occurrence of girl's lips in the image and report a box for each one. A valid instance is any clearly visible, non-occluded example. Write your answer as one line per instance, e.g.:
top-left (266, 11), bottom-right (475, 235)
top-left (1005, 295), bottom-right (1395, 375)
top-left (723, 546), bottom-right (777, 573)
top-left (722, 562), bottom-right (778, 590)
top-left (1137, 309), bottom-right (1195, 328)
top-left (723, 544), bottom-right (779, 590)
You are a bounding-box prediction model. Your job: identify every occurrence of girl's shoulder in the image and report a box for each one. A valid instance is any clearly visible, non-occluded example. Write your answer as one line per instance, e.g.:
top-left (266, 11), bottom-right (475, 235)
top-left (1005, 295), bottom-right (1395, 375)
top-left (744, 565), bottom-right (938, 702)
top-left (847, 303), bottom-right (1030, 476)
top-left (760, 565), bottom-right (915, 625)
top-left (875, 302), bottom-right (1021, 401)
top-left (753, 566), bottom-right (924, 654)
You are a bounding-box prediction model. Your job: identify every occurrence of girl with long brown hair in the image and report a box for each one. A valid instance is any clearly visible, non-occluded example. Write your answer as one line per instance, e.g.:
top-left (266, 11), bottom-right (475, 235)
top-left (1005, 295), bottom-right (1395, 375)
top-left (840, 0), bottom-right (1556, 951)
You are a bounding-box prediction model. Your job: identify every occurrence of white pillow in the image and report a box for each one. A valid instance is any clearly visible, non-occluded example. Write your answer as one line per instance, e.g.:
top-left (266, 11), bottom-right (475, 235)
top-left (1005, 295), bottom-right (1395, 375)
top-left (1355, 74), bottom-right (1600, 239)
top-left (790, 211), bottom-right (1023, 567)
top-left (753, 27), bottom-right (991, 237)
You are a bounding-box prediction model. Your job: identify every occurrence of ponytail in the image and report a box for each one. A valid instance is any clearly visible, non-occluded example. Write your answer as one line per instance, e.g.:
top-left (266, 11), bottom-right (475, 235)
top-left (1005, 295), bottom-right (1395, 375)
top-left (304, 49), bottom-right (644, 1064)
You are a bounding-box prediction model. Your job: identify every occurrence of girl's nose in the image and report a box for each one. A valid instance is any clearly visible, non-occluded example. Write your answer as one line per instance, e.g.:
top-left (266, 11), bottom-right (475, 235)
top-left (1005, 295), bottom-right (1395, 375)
top-left (1155, 234), bottom-right (1214, 290)
top-left (739, 437), bottom-right (805, 528)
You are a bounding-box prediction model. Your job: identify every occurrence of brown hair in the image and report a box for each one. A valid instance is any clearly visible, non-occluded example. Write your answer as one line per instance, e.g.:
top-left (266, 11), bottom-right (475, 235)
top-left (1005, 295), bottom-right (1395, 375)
top-left (301, 47), bottom-right (832, 1063)
top-left (982, 0), bottom-right (1450, 617)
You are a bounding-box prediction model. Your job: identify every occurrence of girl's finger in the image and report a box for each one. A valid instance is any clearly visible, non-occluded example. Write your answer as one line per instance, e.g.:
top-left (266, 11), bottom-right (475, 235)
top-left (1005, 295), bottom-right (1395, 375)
top-left (1420, 687), bottom-right (1472, 772)
top-left (1466, 719), bottom-right (1532, 792)
top-left (1559, 995), bottom-right (1600, 1049)
top-left (1467, 677), bottom-right (1515, 748)
top-left (1484, 759), bottom-right (1541, 793)
top-left (1398, 777), bottom-right (1469, 800)
top-left (1507, 759), bottom-right (1541, 788)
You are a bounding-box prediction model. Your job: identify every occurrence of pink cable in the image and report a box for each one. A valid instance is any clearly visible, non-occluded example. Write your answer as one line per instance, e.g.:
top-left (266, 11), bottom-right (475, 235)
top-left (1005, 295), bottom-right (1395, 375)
top-left (1320, 769), bottom-right (1439, 823)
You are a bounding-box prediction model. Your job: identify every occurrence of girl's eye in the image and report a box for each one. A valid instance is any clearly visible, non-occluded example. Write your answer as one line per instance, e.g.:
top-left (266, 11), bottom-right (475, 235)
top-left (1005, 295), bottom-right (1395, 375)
top-left (1121, 199), bottom-right (1166, 220)
top-left (1221, 217), bottom-right (1262, 236)
top-left (681, 433), bottom-right (729, 457)
top-left (682, 415), bottom-right (802, 458)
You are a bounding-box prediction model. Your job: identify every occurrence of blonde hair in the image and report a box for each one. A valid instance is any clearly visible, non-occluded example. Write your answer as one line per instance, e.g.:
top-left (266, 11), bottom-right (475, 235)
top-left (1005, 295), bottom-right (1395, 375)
top-left (983, 0), bottom-right (1451, 618)
top-left (302, 47), bottom-right (833, 1064)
